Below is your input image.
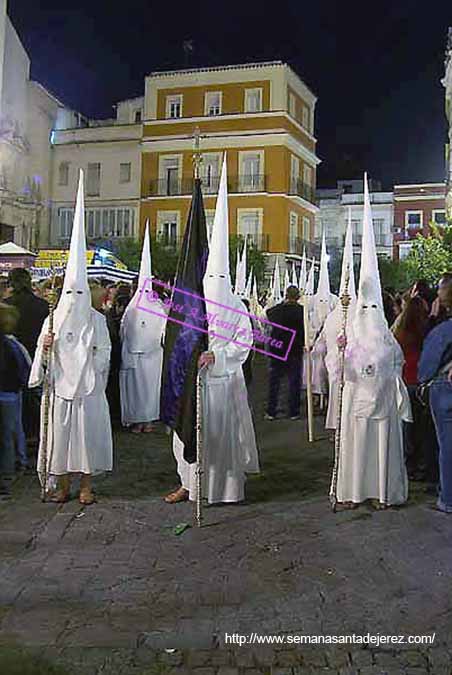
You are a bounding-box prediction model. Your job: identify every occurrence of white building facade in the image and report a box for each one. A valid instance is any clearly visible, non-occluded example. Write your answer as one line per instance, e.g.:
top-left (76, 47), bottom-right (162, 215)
top-left (315, 179), bottom-right (394, 259)
top-left (0, 0), bottom-right (64, 248)
top-left (49, 107), bottom-right (143, 247)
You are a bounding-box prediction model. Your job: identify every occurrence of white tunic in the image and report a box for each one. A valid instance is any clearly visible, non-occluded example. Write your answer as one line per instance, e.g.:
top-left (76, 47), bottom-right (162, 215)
top-left (119, 309), bottom-right (166, 425)
top-left (30, 310), bottom-right (113, 476)
top-left (334, 334), bottom-right (411, 505)
top-left (173, 309), bottom-right (260, 504)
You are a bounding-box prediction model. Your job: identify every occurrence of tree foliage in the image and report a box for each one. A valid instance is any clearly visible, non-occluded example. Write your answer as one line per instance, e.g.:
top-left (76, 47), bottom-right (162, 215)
top-left (405, 224), bottom-right (452, 285)
top-left (115, 234), bottom-right (267, 287)
top-left (229, 235), bottom-right (266, 287)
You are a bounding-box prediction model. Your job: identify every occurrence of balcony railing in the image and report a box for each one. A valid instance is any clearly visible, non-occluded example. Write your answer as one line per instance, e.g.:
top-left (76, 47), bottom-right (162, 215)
top-left (155, 232), bottom-right (271, 252)
top-left (235, 232), bottom-right (271, 251)
top-left (229, 174), bottom-right (266, 193)
top-left (352, 234), bottom-right (392, 247)
top-left (147, 175), bottom-right (267, 197)
top-left (287, 236), bottom-right (321, 258)
top-left (289, 179), bottom-right (316, 204)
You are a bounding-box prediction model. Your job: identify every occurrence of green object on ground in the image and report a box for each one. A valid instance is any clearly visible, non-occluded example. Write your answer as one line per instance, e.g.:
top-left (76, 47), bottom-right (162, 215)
top-left (173, 522), bottom-right (191, 535)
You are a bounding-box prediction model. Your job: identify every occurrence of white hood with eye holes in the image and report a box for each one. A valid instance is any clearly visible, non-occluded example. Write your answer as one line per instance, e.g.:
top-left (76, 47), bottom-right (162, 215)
top-left (121, 220), bottom-right (166, 355)
top-left (353, 172), bottom-right (387, 339)
top-left (51, 170), bottom-right (96, 400)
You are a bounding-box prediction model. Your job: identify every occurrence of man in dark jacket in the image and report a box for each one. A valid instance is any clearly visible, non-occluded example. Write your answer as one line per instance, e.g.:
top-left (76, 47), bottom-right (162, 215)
top-left (5, 268), bottom-right (49, 357)
top-left (265, 285), bottom-right (304, 420)
top-left (5, 269), bottom-right (49, 446)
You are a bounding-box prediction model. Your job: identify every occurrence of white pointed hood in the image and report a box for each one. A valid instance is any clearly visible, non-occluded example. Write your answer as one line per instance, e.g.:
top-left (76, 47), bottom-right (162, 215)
top-left (250, 272), bottom-right (264, 318)
top-left (272, 257), bottom-right (282, 304)
top-left (305, 258), bottom-right (315, 296)
top-left (311, 230), bottom-right (336, 331)
top-left (138, 221), bottom-right (152, 291)
top-left (203, 154), bottom-right (242, 347)
top-left (235, 236), bottom-right (247, 296)
top-left (323, 210), bottom-right (357, 380)
top-left (317, 229), bottom-right (331, 300)
top-left (244, 265), bottom-right (253, 299)
top-left (122, 220), bottom-right (165, 354)
top-left (284, 267), bottom-right (291, 293)
top-left (353, 172), bottom-right (387, 342)
top-left (234, 243), bottom-right (241, 294)
top-left (340, 208), bottom-right (356, 299)
top-left (52, 170), bottom-right (95, 399)
top-left (291, 263), bottom-right (298, 288)
top-left (299, 248), bottom-right (307, 291)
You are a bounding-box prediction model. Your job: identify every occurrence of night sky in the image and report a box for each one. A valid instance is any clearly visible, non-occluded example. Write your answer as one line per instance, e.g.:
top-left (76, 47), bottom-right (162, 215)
top-left (8, 0), bottom-right (452, 189)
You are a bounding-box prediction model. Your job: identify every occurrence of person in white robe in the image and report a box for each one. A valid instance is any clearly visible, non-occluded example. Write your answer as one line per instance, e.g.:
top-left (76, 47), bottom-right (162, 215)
top-left (303, 236), bottom-right (337, 397)
top-left (165, 155), bottom-right (260, 504)
top-left (29, 171), bottom-right (113, 505)
top-left (332, 174), bottom-right (411, 509)
top-left (120, 222), bottom-right (166, 432)
top-left (321, 210), bottom-right (357, 429)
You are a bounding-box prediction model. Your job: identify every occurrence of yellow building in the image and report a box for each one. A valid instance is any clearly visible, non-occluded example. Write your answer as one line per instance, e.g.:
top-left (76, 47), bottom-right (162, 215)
top-left (140, 61), bottom-right (320, 256)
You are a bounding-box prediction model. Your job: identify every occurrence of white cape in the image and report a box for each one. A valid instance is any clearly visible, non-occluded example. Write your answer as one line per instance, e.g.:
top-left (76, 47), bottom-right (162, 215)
top-left (334, 334), bottom-right (411, 505)
top-left (173, 303), bottom-right (260, 503)
top-left (29, 310), bottom-right (113, 477)
top-left (119, 299), bottom-right (166, 425)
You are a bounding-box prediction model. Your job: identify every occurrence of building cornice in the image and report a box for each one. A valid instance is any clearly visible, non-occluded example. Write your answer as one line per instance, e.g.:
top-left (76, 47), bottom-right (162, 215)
top-left (148, 61), bottom-right (285, 78)
top-left (141, 131), bottom-right (321, 167)
top-left (141, 192), bottom-right (318, 214)
top-left (394, 183), bottom-right (446, 189)
top-left (394, 195), bottom-right (445, 202)
top-left (143, 110), bottom-right (317, 144)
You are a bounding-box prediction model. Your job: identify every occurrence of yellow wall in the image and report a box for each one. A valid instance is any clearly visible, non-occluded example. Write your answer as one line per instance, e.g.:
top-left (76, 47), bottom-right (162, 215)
top-left (141, 146), bottom-right (315, 196)
top-left (287, 87), bottom-right (310, 130)
top-left (140, 194), bottom-right (313, 253)
top-left (143, 114), bottom-right (316, 153)
top-left (156, 81), bottom-right (271, 120)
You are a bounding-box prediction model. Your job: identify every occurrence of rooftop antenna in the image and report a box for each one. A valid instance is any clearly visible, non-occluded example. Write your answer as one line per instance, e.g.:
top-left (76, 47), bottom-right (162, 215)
top-left (183, 40), bottom-right (194, 67)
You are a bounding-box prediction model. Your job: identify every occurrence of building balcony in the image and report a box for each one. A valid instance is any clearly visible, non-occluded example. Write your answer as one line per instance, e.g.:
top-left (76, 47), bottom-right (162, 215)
top-left (289, 179), bottom-right (316, 204)
top-left (145, 175), bottom-right (317, 204)
top-left (287, 236), bottom-right (321, 258)
top-left (235, 232), bottom-right (271, 251)
top-left (146, 175), bottom-right (267, 198)
top-left (352, 234), bottom-right (392, 247)
top-left (156, 231), bottom-right (271, 252)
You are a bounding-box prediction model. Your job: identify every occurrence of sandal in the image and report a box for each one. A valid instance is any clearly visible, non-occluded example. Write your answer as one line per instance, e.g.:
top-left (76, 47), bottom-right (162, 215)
top-left (79, 489), bottom-right (96, 506)
top-left (142, 423), bottom-right (155, 433)
top-left (164, 487), bottom-right (189, 504)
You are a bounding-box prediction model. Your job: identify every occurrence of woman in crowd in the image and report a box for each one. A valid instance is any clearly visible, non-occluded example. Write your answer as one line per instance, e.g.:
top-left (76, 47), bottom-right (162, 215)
top-left (105, 286), bottom-right (131, 426)
top-left (392, 296), bottom-right (431, 480)
top-left (0, 303), bottom-right (31, 496)
top-left (419, 281), bottom-right (452, 512)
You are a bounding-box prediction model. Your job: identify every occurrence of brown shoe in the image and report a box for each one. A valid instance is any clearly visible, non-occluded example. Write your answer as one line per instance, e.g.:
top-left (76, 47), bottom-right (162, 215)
top-left (79, 488), bottom-right (96, 505)
top-left (49, 475), bottom-right (70, 503)
top-left (142, 423), bottom-right (155, 433)
top-left (79, 475), bottom-right (96, 505)
top-left (164, 487), bottom-right (189, 504)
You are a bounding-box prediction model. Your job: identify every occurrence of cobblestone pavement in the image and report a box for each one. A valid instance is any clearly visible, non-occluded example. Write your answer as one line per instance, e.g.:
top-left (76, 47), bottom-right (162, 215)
top-left (0, 356), bottom-right (450, 674)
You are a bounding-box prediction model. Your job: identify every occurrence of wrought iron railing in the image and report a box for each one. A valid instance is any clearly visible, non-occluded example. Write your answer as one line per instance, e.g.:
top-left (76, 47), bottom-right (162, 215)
top-left (146, 175), bottom-right (267, 197)
top-left (287, 236), bottom-right (321, 258)
top-left (289, 179), bottom-right (316, 204)
top-left (235, 232), bottom-right (271, 251)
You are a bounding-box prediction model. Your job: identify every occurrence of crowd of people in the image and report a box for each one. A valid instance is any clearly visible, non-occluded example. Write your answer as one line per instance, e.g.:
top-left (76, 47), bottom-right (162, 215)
top-left (1, 166), bottom-right (452, 515)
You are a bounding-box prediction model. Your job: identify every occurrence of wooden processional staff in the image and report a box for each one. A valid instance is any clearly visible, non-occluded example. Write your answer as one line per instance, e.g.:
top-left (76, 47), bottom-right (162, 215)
top-left (40, 273), bottom-right (58, 502)
top-left (329, 267), bottom-right (351, 512)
